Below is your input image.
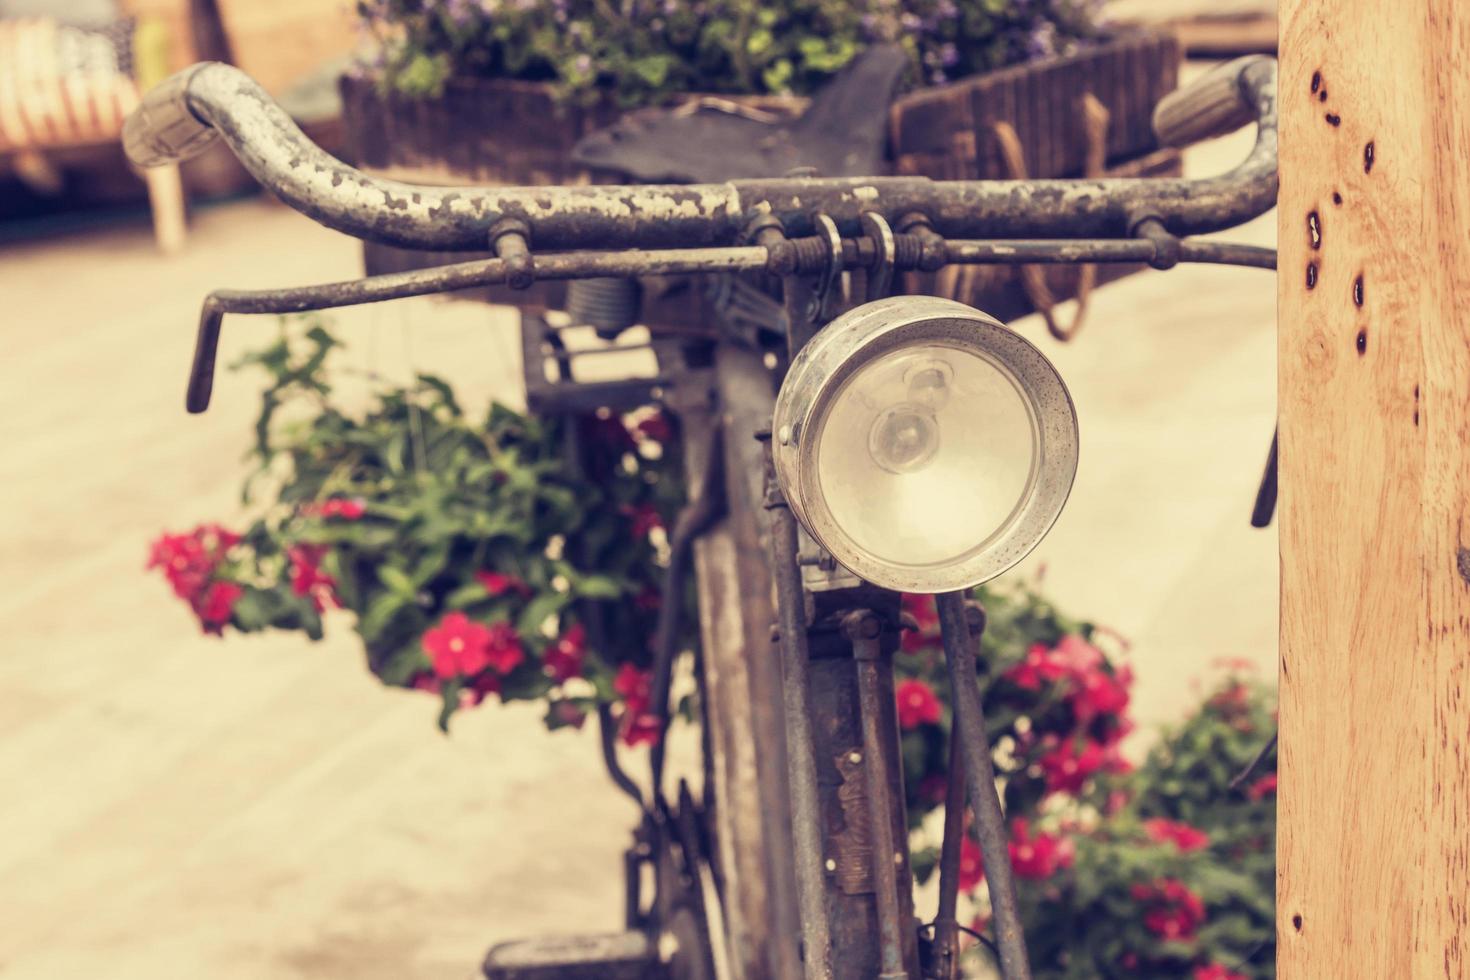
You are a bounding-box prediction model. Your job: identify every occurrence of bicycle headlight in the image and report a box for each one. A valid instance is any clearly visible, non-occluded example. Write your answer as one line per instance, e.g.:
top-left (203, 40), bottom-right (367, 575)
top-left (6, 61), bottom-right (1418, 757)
top-left (771, 296), bottom-right (1078, 594)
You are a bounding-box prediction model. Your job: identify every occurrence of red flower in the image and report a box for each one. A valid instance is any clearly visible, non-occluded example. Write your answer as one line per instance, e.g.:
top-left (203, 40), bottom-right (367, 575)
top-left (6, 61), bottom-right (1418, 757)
top-left (484, 621), bottom-right (525, 674)
top-left (476, 571), bottom-right (529, 597)
top-left (624, 502), bottom-right (664, 538)
top-left (287, 544), bottom-right (338, 612)
top-left (422, 612), bottom-right (494, 679)
top-left (614, 662), bottom-right (651, 705)
top-left (1037, 737), bottom-right (1106, 794)
top-left (896, 679), bottom-right (942, 729)
top-left (917, 773), bottom-right (948, 805)
top-left (196, 581), bottom-right (243, 634)
top-left (1004, 643), bottom-right (1070, 690)
top-left (900, 593), bottom-right (939, 652)
top-left (635, 411), bottom-right (674, 444)
top-left (1246, 773), bottom-right (1278, 802)
top-left (614, 663), bottom-right (662, 747)
top-left (957, 835), bottom-right (985, 893)
top-left (1132, 878), bottom-right (1206, 941)
top-left (544, 623), bottom-right (587, 682)
top-left (1195, 965), bottom-right (1247, 980)
top-left (302, 498), bottom-right (365, 520)
top-left (1052, 634), bottom-right (1103, 674)
top-left (460, 671), bottom-right (503, 707)
top-left (147, 524), bottom-right (239, 601)
top-left (1008, 819), bottom-right (1075, 879)
top-left (1071, 665), bottom-right (1131, 723)
top-left (1144, 818), bottom-right (1211, 853)
top-left (622, 711), bottom-right (662, 747)
top-left (411, 671), bottom-right (442, 694)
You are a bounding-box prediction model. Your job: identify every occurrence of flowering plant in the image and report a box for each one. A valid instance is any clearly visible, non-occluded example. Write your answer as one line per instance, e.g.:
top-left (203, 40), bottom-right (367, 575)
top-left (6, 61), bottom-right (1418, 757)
top-left (897, 635), bottom-right (1277, 979)
top-left (148, 318), bottom-right (1276, 976)
top-left (148, 317), bottom-right (685, 737)
top-left (356, 0), bottom-right (1104, 104)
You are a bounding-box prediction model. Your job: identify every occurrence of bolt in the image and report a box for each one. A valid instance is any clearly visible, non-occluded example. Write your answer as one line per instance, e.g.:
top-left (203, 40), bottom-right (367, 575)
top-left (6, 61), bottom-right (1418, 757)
top-left (778, 424), bottom-right (792, 445)
top-left (894, 852), bottom-right (903, 865)
top-left (849, 751), bottom-right (863, 764)
top-left (825, 858), bottom-right (838, 872)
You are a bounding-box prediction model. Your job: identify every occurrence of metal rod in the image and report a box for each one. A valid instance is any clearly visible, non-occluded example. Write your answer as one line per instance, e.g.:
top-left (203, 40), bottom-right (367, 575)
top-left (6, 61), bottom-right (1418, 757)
top-left (649, 425), bottom-right (726, 800)
top-left (134, 59), bottom-right (1276, 250)
top-left (183, 236), bottom-right (1277, 412)
top-left (765, 445), bottom-right (834, 980)
top-left (844, 611), bottom-right (909, 980)
top-left (598, 702), bottom-right (646, 810)
top-left (936, 592), bottom-right (1031, 980)
top-left (931, 718), bottom-right (969, 980)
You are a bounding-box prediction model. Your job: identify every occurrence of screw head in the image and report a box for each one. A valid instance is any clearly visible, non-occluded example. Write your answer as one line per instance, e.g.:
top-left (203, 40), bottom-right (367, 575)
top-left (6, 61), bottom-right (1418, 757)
top-left (848, 751), bottom-right (863, 764)
top-left (825, 858), bottom-right (837, 872)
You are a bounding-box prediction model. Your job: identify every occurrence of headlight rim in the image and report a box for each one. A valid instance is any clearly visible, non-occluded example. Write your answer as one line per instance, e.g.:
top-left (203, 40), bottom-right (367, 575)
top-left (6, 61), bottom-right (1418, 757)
top-left (771, 296), bottom-right (1079, 594)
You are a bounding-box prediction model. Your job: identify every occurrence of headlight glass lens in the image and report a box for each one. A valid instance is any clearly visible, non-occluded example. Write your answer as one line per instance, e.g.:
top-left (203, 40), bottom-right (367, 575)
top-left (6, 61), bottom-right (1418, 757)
top-left (815, 343), bottom-right (1038, 569)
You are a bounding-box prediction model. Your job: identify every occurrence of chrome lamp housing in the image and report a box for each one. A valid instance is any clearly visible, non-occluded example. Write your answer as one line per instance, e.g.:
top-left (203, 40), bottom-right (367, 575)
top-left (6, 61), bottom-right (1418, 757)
top-left (771, 296), bottom-right (1079, 594)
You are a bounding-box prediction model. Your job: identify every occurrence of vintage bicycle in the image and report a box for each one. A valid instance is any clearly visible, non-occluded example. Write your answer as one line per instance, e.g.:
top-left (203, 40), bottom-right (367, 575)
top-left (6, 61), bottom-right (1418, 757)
top-left (122, 52), bottom-right (1277, 980)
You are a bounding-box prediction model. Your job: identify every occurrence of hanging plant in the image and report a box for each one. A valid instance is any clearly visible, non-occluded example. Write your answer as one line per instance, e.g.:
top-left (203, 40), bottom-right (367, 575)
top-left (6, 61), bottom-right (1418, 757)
top-left (355, 0), bottom-right (1105, 104)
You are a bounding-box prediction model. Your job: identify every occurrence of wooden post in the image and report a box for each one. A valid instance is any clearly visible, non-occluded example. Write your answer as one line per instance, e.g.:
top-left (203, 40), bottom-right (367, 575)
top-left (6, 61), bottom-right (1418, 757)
top-left (1278, 1), bottom-right (1470, 976)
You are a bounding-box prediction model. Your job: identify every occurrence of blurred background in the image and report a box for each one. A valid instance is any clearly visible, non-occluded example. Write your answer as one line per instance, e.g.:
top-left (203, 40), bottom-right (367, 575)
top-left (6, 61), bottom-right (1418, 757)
top-left (2, 0), bottom-right (1276, 976)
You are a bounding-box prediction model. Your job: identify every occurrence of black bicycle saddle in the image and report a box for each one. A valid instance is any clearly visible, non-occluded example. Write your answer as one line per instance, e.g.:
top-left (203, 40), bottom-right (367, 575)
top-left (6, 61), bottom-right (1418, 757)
top-left (571, 44), bottom-right (909, 182)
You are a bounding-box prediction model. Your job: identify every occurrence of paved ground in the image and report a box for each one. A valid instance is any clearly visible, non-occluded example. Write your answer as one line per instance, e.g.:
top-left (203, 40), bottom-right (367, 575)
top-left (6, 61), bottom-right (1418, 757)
top-left (0, 111), bottom-right (1275, 978)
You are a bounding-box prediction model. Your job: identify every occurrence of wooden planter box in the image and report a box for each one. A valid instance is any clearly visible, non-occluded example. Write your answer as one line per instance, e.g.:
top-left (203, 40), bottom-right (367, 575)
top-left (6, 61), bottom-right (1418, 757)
top-left (339, 30), bottom-right (1181, 322)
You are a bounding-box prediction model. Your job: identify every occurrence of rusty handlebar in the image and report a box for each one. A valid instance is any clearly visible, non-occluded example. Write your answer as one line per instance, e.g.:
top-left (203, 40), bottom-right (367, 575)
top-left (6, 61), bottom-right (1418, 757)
top-left (123, 57), bottom-right (1277, 251)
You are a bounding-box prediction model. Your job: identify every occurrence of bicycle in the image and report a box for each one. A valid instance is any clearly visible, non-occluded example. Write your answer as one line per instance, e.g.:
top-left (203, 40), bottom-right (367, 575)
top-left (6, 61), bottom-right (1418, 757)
top-left (122, 52), bottom-right (1277, 980)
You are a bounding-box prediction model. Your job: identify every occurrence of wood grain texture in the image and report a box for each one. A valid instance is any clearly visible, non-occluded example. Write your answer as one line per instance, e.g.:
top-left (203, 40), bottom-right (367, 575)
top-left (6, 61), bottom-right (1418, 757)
top-left (1278, 1), bottom-right (1470, 975)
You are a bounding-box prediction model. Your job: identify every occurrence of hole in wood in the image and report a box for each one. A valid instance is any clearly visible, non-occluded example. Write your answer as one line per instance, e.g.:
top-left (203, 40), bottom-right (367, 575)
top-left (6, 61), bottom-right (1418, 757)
top-left (1326, 112), bottom-right (1342, 127)
top-left (1365, 141), bottom-right (1375, 173)
top-left (1306, 263), bottom-right (1318, 289)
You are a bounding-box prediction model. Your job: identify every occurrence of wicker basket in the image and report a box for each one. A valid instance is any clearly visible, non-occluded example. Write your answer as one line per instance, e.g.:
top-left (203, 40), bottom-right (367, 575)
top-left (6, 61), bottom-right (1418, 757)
top-left (339, 29), bottom-right (1182, 324)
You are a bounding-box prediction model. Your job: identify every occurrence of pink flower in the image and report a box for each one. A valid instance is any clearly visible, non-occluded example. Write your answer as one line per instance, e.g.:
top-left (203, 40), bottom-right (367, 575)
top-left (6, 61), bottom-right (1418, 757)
top-left (1246, 773), bottom-right (1278, 802)
top-left (614, 663), bottom-right (662, 747)
top-left (287, 544), bottom-right (338, 612)
top-left (1008, 819), bottom-right (1075, 879)
top-left (1195, 965), bottom-right (1247, 980)
top-left (900, 593), bottom-right (939, 651)
top-left (1052, 634), bottom-right (1104, 674)
top-left (1144, 818), bottom-right (1211, 853)
top-left (483, 621), bottom-right (524, 674)
top-left (895, 679), bottom-right (942, 729)
top-left (147, 524), bottom-right (239, 602)
top-left (1037, 737), bottom-right (1106, 795)
top-left (1071, 665), bottom-right (1131, 723)
top-left (1004, 643), bottom-right (1069, 690)
top-left (1132, 878), bottom-right (1206, 941)
top-left (422, 612), bottom-right (494, 679)
top-left (957, 836), bottom-right (985, 893)
top-left (476, 571), bottom-right (529, 597)
top-left (544, 623), bottom-right (587, 682)
top-left (302, 498), bottom-right (365, 520)
top-left (196, 581), bottom-right (243, 634)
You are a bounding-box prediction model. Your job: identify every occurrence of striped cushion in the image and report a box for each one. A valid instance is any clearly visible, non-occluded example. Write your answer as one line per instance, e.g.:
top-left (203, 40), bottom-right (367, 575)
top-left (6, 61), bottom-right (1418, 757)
top-left (0, 17), bottom-right (140, 152)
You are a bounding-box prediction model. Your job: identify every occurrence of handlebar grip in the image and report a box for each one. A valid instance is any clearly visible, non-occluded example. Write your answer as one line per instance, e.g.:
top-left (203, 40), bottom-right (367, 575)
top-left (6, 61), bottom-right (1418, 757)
top-left (122, 64), bottom-right (221, 167)
top-left (1152, 55), bottom-right (1269, 149)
